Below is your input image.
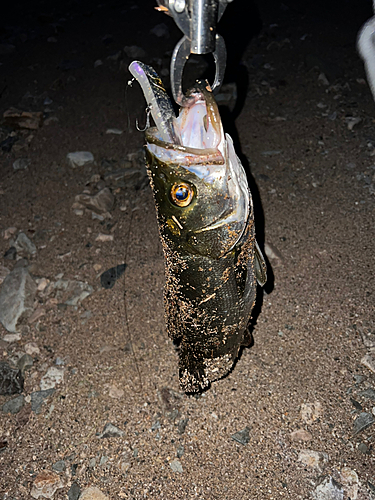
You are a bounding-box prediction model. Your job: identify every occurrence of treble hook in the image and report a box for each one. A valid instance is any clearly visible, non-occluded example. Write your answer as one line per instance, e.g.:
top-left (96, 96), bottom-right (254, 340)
top-left (135, 105), bottom-right (152, 132)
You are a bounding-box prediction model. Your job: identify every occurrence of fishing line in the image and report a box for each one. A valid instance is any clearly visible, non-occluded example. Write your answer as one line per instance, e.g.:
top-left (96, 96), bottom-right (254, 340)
top-left (121, 77), bottom-right (143, 393)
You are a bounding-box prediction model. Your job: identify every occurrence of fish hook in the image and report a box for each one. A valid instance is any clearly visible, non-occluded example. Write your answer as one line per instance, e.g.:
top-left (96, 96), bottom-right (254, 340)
top-left (136, 105), bottom-right (152, 132)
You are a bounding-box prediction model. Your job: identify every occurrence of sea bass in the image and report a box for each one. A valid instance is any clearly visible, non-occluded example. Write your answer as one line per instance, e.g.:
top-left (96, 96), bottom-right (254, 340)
top-left (129, 61), bottom-right (266, 392)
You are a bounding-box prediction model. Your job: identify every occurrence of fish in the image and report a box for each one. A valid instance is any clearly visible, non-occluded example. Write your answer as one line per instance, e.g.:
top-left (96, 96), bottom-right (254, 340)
top-left (129, 61), bottom-right (266, 392)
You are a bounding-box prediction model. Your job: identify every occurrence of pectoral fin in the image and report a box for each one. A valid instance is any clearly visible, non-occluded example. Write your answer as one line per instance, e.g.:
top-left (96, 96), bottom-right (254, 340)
top-left (254, 240), bottom-right (267, 286)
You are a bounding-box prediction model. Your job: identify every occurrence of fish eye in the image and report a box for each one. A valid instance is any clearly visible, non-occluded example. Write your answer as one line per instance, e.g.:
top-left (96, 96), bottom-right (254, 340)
top-left (170, 183), bottom-right (194, 207)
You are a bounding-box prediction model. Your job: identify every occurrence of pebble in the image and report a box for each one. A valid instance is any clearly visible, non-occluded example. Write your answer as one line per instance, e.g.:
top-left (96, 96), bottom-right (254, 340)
top-left (124, 45), bottom-right (146, 58)
top-left (345, 117), bottom-right (362, 131)
top-left (100, 264), bottom-right (126, 289)
top-left (0, 361), bottom-right (24, 395)
top-left (52, 460), bottom-right (66, 472)
top-left (312, 476), bottom-right (343, 500)
top-left (178, 417), bottom-right (189, 434)
top-left (359, 387), bottom-right (375, 401)
top-left (297, 449), bottom-right (328, 470)
top-left (66, 151), bottom-right (94, 168)
top-left (24, 342), bottom-right (40, 356)
top-left (53, 278), bottom-right (93, 306)
top-left (14, 233), bottom-right (36, 255)
top-left (0, 267), bottom-right (37, 332)
top-left (106, 128), bottom-right (123, 135)
top-left (3, 227), bottom-right (17, 240)
top-left (150, 23), bottom-right (169, 38)
top-left (37, 278), bottom-right (50, 292)
top-left (340, 467), bottom-right (359, 500)
top-left (68, 482), bottom-right (81, 500)
top-left (30, 471), bottom-right (63, 499)
top-left (358, 442), bottom-right (369, 454)
top-left (176, 445), bottom-right (184, 458)
top-left (13, 158), bottom-right (31, 170)
top-left (17, 353), bottom-right (33, 372)
top-left (98, 422), bottom-right (124, 438)
top-left (75, 187), bottom-right (114, 214)
top-left (2, 333), bottom-right (21, 342)
top-left (231, 426), bottom-right (251, 445)
top-left (79, 487), bottom-right (109, 500)
top-left (169, 458), bottom-right (183, 473)
top-left (2, 394), bottom-right (24, 414)
top-left (318, 72), bottom-right (330, 86)
top-left (28, 307), bottom-right (45, 324)
top-left (300, 402), bottom-right (323, 424)
top-left (94, 59), bottom-right (103, 68)
top-left (107, 385), bottom-right (124, 399)
top-left (40, 366), bottom-right (65, 390)
top-left (95, 233), bottom-right (114, 242)
top-left (353, 412), bottom-right (375, 434)
top-left (290, 429), bottom-right (312, 442)
top-left (31, 389), bottom-right (55, 414)
top-left (361, 353), bottom-right (375, 374)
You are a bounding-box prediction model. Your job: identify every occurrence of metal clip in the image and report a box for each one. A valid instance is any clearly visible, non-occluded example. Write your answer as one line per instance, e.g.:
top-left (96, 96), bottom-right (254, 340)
top-left (157, 0), bottom-right (231, 105)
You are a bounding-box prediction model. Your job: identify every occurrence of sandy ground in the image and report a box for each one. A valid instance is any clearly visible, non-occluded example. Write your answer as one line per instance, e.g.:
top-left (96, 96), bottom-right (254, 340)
top-left (0, 0), bottom-right (374, 499)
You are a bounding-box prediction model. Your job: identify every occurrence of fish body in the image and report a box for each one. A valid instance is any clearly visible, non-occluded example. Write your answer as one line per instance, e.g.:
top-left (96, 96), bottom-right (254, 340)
top-left (129, 61), bottom-right (266, 392)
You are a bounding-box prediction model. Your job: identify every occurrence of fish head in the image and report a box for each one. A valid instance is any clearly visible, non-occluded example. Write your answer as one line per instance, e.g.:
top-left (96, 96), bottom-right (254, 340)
top-left (145, 83), bottom-right (250, 259)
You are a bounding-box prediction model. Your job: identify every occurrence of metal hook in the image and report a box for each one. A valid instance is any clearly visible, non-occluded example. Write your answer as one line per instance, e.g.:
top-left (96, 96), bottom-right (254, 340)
top-left (135, 105), bottom-right (152, 132)
top-left (127, 77), bottom-right (135, 87)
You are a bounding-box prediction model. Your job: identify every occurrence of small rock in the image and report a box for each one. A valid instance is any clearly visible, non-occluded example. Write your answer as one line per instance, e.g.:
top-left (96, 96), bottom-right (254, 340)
top-left (261, 150), bottom-right (282, 156)
top-left (94, 60), bottom-right (103, 68)
top-left (95, 233), bottom-right (114, 242)
top-left (170, 458), bottom-right (183, 473)
top-left (357, 442), bottom-right (369, 454)
top-left (353, 412), bottom-right (375, 434)
top-left (106, 128), bottom-right (123, 135)
top-left (2, 333), bottom-right (21, 342)
top-left (123, 45), bottom-right (146, 58)
top-left (318, 73), bottom-right (330, 86)
top-left (290, 429), bottom-right (312, 442)
top-left (231, 426), bottom-right (251, 445)
top-left (3, 108), bottom-right (43, 130)
top-left (346, 117), bottom-right (362, 131)
top-left (0, 267), bottom-right (37, 332)
top-left (176, 445), bottom-right (184, 458)
top-left (150, 23), bottom-right (169, 38)
top-left (13, 158), bottom-right (31, 170)
top-left (52, 460), bottom-right (66, 472)
top-left (2, 394), bottom-right (24, 414)
top-left (14, 257), bottom-right (29, 269)
top-left (361, 353), bottom-right (375, 374)
top-left (17, 353), bottom-right (33, 373)
top-left (0, 361), bottom-right (24, 395)
top-left (3, 227), bottom-right (17, 240)
top-left (297, 449), bottom-right (328, 470)
top-left (52, 278), bottom-right (93, 306)
top-left (103, 167), bottom-right (147, 189)
top-left (107, 384), bottom-right (124, 399)
top-left (4, 246), bottom-right (17, 260)
top-left (40, 366), bottom-right (65, 390)
top-left (312, 476), bottom-right (343, 500)
top-left (300, 402), bottom-right (323, 424)
top-left (177, 417), bottom-right (189, 434)
top-left (68, 482), bottom-right (81, 500)
top-left (100, 264), bottom-right (126, 289)
top-left (75, 187), bottom-right (114, 214)
top-left (27, 307), bottom-right (45, 324)
top-left (30, 470), bottom-right (63, 499)
top-left (79, 487), bottom-right (109, 500)
top-left (339, 467), bottom-right (359, 500)
top-left (24, 342), bottom-right (40, 356)
top-left (66, 151), bottom-right (94, 168)
top-left (98, 422), bottom-right (124, 438)
top-left (31, 388), bottom-right (55, 414)
top-left (359, 387), bottom-right (375, 401)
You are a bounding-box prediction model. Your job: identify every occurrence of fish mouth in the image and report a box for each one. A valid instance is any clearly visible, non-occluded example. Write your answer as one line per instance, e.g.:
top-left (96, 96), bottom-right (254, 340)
top-left (146, 82), bottom-right (226, 168)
